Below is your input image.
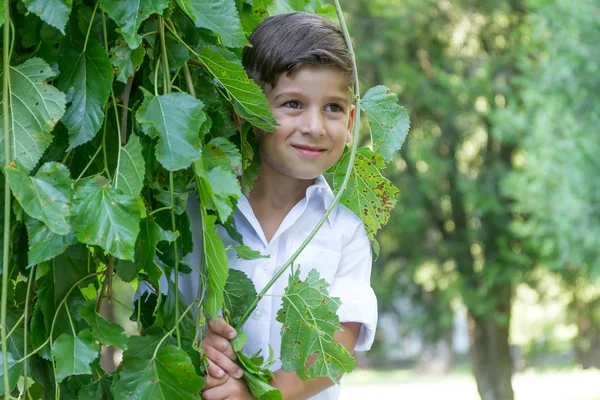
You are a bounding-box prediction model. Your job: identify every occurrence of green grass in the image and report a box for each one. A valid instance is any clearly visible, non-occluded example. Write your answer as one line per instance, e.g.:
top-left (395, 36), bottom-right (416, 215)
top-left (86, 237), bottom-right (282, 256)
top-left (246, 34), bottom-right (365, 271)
top-left (340, 368), bottom-right (600, 400)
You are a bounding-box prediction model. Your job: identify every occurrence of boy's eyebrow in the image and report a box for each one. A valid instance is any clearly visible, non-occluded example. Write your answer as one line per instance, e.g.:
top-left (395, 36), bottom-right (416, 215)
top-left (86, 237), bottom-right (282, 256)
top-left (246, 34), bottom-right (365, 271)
top-left (273, 92), bottom-right (351, 105)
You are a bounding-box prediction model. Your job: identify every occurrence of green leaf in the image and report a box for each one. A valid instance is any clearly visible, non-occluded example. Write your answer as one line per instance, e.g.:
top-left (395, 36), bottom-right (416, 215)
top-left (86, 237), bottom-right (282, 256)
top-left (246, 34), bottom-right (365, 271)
top-left (78, 375), bottom-right (114, 399)
top-left (268, 0), bottom-right (308, 14)
top-left (0, 1), bottom-right (5, 29)
top-left (198, 47), bottom-right (276, 132)
top-left (111, 39), bottom-right (146, 83)
top-left (230, 331), bottom-right (248, 352)
top-left (0, 351), bottom-right (22, 394)
top-left (177, 0), bottom-right (248, 48)
top-left (79, 300), bottom-right (129, 349)
top-left (57, 39), bottom-right (113, 150)
top-left (240, 122), bottom-right (261, 194)
top-left (277, 269), bottom-right (355, 382)
top-left (231, 245), bottom-right (269, 260)
top-left (244, 373), bottom-right (282, 400)
top-left (136, 88), bottom-right (207, 171)
top-left (52, 329), bottom-right (100, 383)
top-left (224, 269), bottom-right (257, 326)
top-left (26, 217), bottom-right (76, 266)
top-left (23, 0), bottom-right (72, 34)
top-left (361, 85), bottom-right (410, 163)
top-left (203, 215), bottom-right (229, 318)
top-left (71, 177), bottom-right (141, 260)
top-left (5, 162), bottom-right (72, 234)
top-left (332, 147), bottom-right (399, 241)
top-left (115, 135), bottom-right (146, 197)
top-left (99, 0), bottom-right (170, 49)
top-left (113, 337), bottom-right (204, 399)
top-left (195, 163), bottom-right (242, 223)
top-left (204, 137), bottom-right (242, 176)
top-left (0, 58), bottom-right (66, 171)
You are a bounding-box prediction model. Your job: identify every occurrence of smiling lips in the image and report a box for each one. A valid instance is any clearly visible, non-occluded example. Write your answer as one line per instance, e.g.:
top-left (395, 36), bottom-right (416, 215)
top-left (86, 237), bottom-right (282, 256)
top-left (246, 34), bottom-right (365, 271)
top-left (291, 144), bottom-right (327, 158)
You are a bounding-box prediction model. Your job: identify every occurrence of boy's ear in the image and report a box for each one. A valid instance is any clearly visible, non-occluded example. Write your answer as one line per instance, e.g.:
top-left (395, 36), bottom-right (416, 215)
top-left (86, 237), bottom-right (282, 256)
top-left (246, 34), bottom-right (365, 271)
top-left (345, 104), bottom-right (356, 144)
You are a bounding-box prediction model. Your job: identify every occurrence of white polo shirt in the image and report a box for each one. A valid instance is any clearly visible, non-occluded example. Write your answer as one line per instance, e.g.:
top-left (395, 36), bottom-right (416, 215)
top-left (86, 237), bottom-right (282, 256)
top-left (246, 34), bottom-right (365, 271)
top-left (180, 176), bottom-right (377, 400)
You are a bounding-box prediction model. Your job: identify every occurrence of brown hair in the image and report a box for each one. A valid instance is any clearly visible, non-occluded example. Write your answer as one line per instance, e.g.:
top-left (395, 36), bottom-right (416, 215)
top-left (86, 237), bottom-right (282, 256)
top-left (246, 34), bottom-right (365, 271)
top-left (242, 12), bottom-right (355, 88)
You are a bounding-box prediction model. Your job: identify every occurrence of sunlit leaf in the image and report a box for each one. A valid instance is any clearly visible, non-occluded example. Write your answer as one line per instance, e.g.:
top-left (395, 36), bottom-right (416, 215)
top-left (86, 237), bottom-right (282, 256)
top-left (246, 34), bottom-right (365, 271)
top-left (224, 269), bottom-right (256, 326)
top-left (136, 88), bottom-right (207, 171)
top-left (195, 161), bottom-right (241, 223)
top-left (177, 0), bottom-right (248, 48)
top-left (115, 134), bottom-right (146, 197)
top-left (198, 47), bottom-right (276, 132)
top-left (243, 370), bottom-right (282, 400)
top-left (277, 268), bottom-right (355, 381)
top-left (113, 336), bottom-right (204, 399)
top-left (26, 217), bottom-right (76, 266)
top-left (204, 137), bottom-right (242, 176)
top-left (57, 39), bottom-right (113, 150)
top-left (23, 0), bottom-right (72, 34)
top-left (5, 162), bottom-right (72, 235)
top-left (332, 147), bottom-right (399, 241)
top-left (0, 58), bottom-right (66, 171)
top-left (99, 0), bottom-right (170, 49)
top-left (111, 39), bottom-right (146, 83)
top-left (71, 177), bottom-right (141, 260)
top-left (79, 300), bottom-right (129, 349)
top-left (52, 329), bottom-right (100, 382)
top-left (203, 215), bottom-right (229, 318)
top-left (361, 85), bottom-right (410, 163)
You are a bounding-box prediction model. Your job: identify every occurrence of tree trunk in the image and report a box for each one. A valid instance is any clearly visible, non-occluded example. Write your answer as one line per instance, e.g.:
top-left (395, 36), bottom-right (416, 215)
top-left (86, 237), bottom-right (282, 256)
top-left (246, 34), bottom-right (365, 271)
top-left (468, 289), bottom-right (515, 400)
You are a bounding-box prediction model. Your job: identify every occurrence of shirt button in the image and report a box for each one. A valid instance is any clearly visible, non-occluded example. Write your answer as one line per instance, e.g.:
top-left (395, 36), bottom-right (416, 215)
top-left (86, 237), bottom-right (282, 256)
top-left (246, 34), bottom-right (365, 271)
top-left (252, 309), bottom-right (262, 319)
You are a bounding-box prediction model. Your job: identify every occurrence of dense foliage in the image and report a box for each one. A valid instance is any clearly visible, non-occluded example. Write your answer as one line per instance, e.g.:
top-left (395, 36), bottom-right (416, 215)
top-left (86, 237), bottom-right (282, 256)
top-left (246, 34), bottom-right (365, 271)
top-left (0, 0), bottom-right (409, 399)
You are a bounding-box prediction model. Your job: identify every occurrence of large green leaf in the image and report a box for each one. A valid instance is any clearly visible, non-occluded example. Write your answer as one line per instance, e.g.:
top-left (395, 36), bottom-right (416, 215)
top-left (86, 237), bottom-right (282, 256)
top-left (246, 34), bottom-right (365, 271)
top-left (71, 177), bottom-right (141, 260)
top-left (198, 47), bottom-right (276, 132)
top-left (361, 85), bottom-right (410, 163)
top-left (115, 134), bottom-right (146, 197)
top-left (177, 0), bottom-right (247, 48)
top-left (111, 40), bottom-right (146, 83)
top-left (0, 58), bottom-right (66, 171)
top-left (224, 269), bottom-right (257, 326)
top-left (5, 162), bottom-right (72, 234)
top-left (0, 352), bottom-right (22, 394)
top-left (23, 0), bottom-right (72, 34)
top-left (203, 214), bottom-right (229, 318)
top-left (113, 336), bottom-right (204, 399)
top-left (332, 147), bottom-right (399, 241)
top-left (51, 329), bottom-right (100, 383)
top-left (99, 0), bottom-right (170, 49)
top-left (195, 162), bottom-right (241, 223)
top-left (136, 88), bottom-right (207, 171)
top-left (57, 39), bottom-right (113, 150)
top-left (26, 217), bottom-right (76, 266)
top-left (79, 300), bottom-right (129, 349)
top-left (277, 269), bottom-right (355, 382)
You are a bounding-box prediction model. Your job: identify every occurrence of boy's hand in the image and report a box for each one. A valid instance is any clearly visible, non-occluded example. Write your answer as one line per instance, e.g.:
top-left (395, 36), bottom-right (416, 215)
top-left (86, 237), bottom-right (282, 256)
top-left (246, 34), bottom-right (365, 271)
top-left (203, 317), bottom-right (244, 379)
top-left (201, 372), bottom-right (255, 400)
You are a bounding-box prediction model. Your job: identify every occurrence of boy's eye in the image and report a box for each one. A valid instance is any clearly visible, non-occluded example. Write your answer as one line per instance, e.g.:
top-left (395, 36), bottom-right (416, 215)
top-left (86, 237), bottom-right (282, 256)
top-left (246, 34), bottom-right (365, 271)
top-left (284, 101), bottom-right (301, 109)
top-left (325, 103), bottom-right (343, 112)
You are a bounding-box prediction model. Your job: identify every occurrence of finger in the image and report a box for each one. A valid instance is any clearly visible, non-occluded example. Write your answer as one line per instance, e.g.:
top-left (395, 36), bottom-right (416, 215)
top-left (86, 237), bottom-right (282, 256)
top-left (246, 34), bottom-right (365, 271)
top-left (201, 380), bottom-right (232, 400)
top-left (204, 345), bottom-right (244, 379)
top-left (203, 332), bottom-right (237, 361)
top-left (204, 362), bottom-right (230, 390)
top-left (208, 317), bottom-right (237, 340)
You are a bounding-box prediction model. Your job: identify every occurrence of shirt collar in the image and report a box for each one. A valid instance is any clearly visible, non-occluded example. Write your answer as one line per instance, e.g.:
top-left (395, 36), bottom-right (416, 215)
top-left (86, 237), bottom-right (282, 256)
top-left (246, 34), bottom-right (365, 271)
top-left (306, 175), bottom-right (338, 227)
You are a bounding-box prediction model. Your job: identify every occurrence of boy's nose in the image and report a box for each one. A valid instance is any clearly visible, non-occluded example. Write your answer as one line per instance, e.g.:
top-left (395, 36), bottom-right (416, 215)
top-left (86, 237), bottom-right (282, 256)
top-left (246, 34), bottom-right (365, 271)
top-left (300, 107), bottom-right (325, 136)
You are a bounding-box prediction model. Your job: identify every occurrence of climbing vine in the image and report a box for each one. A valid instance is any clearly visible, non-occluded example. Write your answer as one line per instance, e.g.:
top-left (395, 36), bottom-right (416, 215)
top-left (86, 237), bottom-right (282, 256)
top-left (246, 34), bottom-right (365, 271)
top-left (0, 0), bottom-right (409, 398)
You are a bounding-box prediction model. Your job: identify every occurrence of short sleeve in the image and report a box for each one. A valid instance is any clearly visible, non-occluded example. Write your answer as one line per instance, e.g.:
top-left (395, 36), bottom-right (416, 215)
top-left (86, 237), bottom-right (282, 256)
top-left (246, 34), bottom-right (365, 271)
top-left (329, 218), bottom-right (377, 352)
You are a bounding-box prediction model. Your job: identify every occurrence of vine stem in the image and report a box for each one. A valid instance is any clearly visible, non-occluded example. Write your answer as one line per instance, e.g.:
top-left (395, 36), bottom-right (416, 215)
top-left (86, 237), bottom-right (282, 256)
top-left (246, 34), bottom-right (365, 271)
top-left (2, 1), bottom-right (12, 397)
top-left (235, 0), bottom-right (361, 331)
top-left (158, 16), bottom-right (181, 348)
top-left (22, 265), bottom-right (36, 395)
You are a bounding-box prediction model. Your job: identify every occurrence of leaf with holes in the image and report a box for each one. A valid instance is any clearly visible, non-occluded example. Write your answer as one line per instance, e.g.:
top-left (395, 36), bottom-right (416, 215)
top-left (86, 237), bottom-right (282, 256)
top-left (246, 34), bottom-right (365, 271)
top-left (23, 0), bottom-right (72, 33)
top-left (177, 0), bottom-right (248, 48)
top-left (113, 336), bottom-right (204, 399)
top-left (115, 134), bottom-right (146, 197)
top-left (332, 147), bottom-right (399, 241)
top-left (198, 47), bottom-right (276, 132)
top-left (51, 329), bottom-right (100, 383)
top-left (5, 162), bottom-right (72, 235)
top-left (99, 0), bottom-right (170, 49)
top-left (277, 268), bottom-right (355, 382)
top-left (137, 88), bottom-right (207, 171)
top-left (71, 176), bottom-right (141, 260)
top-left (0, 58), bottom-right (66, 171)
top-left (361, 85), bottom-right (410, 163)
top-left (57, 39), bottom-right (113, 150)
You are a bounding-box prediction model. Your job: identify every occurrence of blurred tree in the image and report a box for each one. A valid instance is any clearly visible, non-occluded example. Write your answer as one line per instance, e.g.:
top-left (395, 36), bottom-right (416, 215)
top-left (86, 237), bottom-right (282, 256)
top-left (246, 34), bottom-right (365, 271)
top-left (500, 0), bottom-right (600, 368)
top-left (348, 1), bottom-right (534, 399)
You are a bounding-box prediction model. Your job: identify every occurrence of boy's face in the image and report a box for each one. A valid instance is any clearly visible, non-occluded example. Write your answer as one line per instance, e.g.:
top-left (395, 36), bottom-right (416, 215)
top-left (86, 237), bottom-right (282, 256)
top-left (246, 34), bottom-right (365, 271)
top-left (256, 67), bottom-right (355, 182)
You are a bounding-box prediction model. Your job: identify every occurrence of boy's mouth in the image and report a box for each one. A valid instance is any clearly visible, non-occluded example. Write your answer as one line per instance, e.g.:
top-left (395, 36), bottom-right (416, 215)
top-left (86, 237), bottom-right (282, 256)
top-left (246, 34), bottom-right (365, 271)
top-left (291, 144), bottom-right (327, 158)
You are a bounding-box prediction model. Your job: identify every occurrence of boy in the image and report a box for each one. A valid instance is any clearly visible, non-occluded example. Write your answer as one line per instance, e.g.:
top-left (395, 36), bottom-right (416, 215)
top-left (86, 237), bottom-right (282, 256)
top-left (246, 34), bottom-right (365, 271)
top-left (182, 12), bottom-right (377, 400)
